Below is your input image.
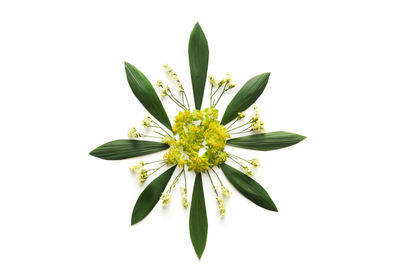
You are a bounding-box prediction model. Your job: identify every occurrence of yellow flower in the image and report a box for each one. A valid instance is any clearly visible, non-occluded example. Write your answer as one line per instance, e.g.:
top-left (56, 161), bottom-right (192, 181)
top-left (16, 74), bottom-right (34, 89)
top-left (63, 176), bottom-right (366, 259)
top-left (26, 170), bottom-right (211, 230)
top-left (160, 192), bottom-right (171, 206)
top-left (216, 195), bottom-right (226, 217)
top-left (142, 116), bottom-right (152, 127)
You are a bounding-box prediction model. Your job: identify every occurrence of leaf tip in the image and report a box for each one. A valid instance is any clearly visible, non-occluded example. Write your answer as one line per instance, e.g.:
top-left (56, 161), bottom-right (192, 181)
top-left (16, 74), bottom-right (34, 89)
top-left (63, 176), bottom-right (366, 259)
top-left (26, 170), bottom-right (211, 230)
top-left (131, 213), bottom-right (141, 226)
top-left (195, 248), bottom-right (205, 259)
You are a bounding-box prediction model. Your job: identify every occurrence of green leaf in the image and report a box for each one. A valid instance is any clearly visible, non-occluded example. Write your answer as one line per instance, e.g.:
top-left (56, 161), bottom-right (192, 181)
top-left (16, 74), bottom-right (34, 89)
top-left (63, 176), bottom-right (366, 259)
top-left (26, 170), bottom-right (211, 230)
top-left (189, 173), bottom-right (208, 259)
top-left (189, 22), bottom-right (209, 110)
top-left (220, 73), bottom-right (270, 125)
top-left (131, 166), bottom-right (177, 225)
top-left (124, 62), bottom-right (172, 130)
top-left (227, 131), bottom-right (306, 151)
top-left (220, 163), bottom-right (277, 212)
top-left (89, 139), bottom-right (169, 160)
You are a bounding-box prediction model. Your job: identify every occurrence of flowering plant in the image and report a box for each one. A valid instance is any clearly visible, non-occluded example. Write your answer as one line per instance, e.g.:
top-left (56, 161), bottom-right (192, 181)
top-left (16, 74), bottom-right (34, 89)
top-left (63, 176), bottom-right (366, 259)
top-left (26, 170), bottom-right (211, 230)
top-left (90, 23), bottom-right (305, 259)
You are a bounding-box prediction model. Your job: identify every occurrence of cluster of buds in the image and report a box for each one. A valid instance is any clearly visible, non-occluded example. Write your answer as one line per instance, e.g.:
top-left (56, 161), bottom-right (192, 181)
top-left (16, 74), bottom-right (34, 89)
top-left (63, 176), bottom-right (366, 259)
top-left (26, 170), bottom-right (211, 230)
top-left (209, 74), bottom-right (236, 89)
top-left (156, 80), bottom-right (169, 97)
top-left (251, 106), bottom-right (265, 132)
top-left (250, 158), bottom-right (260, 167)
top-left (216, 195), bottom-right (226, 217)
top-left (160, 169), bottom-right (186, 207)
top-left (138, 168), bottom-right (149, 184)
top-left (241, 163), bottom-right (254, 176)
top-left (142, 116), bottom-right (152, 127)
top-left (129, 161), bottom-right (145, 172)
top-left (160, 192), bottom-right (171, 206)
top-left (221, 184), bottom-right (232, 197)
top-left (208, 75), bottom-right (217, 87)
top-left (163, 64), bottom-right (184, 94)
top-left (128, 127), bottom-right (140, 138)
top-left (218, 73), bottom-right (236, 89)
top-left (237, 112), bottom-right (245, 119)
top-left (239, 158), bottom-right (260, 176)
top-left (180, 187), bottom-right (189, 209)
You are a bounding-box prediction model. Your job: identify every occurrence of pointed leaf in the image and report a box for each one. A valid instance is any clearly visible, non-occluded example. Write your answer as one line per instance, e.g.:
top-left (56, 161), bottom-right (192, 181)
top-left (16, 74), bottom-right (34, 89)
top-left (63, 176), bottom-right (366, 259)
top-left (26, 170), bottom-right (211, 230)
top-left (189, 173), bottom-right (208, 259)
top-left (227, 131), bottom-right (306, 151)
top-left (220, 73), bottom-right (270, 125)
top-left (89, 139), bottom-right (169, 160)
top-left (131, 166), bottom-right (177, 225)
top-left (189, 22), bottom-right (209, 110)
top-left (125, 62), bottom-right (172, 130)
top-left (220, 163), bottom-right (277, 212)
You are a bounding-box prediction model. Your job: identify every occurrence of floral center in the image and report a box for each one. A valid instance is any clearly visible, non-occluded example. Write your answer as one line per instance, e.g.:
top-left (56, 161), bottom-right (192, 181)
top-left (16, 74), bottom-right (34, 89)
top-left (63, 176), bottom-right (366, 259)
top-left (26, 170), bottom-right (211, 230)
top-left (162, 108), bottom-right (230, 172)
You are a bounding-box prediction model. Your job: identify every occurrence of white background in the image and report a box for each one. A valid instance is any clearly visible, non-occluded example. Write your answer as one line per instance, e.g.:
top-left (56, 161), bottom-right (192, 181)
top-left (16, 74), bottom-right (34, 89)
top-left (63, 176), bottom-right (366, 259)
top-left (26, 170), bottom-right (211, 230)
top-left (1, 0), bottom-right (399, 277)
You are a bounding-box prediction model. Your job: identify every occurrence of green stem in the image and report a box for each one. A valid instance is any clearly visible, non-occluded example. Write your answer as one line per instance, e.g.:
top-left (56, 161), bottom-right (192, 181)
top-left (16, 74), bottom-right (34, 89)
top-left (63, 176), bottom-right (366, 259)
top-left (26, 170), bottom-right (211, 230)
top-left (210, 167), bottom-right (224, 187)
top-left (228, 120), bottom-right (251, 132)
top-left (207, 170), bottom-right (218, 195)
top-left (228, 154), bottom-right (251, 163)
top-left (148, 163), bottom-right (166, 176)
top-left (226, 117), bottom-right (239, 130)
top-left (183, 165), bottom-right (187, 193)
top-left (167, 92), bottom-right (187, 110)
top-left (144, 159), bottom-right (165, 165)
top-left (152, 120), bottom-right (173, 137)
top-left (182, 91), bottom-right (190, 111)
top-left (141, 134), bottom-right (164, 140)
top-left (227, 155), bottom-right (243, 168)
top-left (213, 83), bottom-right (227, 107)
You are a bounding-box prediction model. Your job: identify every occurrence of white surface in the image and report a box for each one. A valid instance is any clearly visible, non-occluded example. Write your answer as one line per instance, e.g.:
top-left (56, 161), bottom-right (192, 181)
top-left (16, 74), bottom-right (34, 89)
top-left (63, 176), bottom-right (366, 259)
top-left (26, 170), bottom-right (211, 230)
top-left (1, 0), bottom-right (399, 277)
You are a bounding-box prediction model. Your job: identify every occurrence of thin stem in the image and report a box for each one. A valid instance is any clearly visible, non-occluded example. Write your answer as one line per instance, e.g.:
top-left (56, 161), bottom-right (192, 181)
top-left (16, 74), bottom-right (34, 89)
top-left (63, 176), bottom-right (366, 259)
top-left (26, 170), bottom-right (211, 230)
top-left (229, 130), bottom-right (252, 135)
top-left (141, 134), bottom-right (164, 140)
top-left (167, 92), bottom-right (186, 110)
top-left (144, 159), bottom-right (165, 165)
top-left (183, 165), bottom-right (187, 193)
top-left (148, 163), bottom-right (166, 176)
top-left (230, 126), bottom-right (252, 135)
top-left (228, 120), bottom-right (251, 132)
top-left (213, 84), bottom-right (229, 107)
top-left (210, 167), bottom-right (223, 186)
top-left (211, 85), bottom-right (222, 97)
top-left (153, 130), bottom-right (166, 137)
top-left (227, 155), bottom-right (243, 168)
top-left (152, 120), bottom-right (173, 137)
top-left (226, 118), bottom-right (239, 130)
top-left (207, 170), bottom-right (218, 195)
top-left (228, 154), bottom-right (251, 163)
top-left (210, 86), bottom-right (213, 107)
top-left (182, 91), bottom-right (190, 111)
top-left (167, 168), bottom-right (184, 193)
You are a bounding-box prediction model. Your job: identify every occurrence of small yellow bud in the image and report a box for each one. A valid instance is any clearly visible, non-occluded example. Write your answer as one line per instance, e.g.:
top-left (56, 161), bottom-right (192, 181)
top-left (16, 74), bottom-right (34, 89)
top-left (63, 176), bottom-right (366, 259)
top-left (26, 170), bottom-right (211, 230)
top-left (216, 195), bottom-right (226, 217)
top-left (161, 88), bottom-right (168, 97)
top-left (250, 158), bottom-right (260, 167)
top-left (209, 75), bottom-right (217, 87)
top-left (142, 116), bottom-right (152, 127)
top-left (160, 192), bottom-right (171, 206)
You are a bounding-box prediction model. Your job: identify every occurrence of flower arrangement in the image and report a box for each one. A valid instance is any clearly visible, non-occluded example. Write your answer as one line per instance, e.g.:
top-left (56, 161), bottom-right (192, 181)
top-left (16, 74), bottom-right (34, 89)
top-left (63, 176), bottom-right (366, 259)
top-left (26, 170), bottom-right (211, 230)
top-left (90, 23), bottom-right (306, 259)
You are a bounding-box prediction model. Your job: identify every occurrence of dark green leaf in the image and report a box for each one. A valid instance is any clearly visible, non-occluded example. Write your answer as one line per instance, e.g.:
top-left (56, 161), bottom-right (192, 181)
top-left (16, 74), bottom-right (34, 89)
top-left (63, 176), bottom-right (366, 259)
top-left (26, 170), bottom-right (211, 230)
top-left (89, 139), bottom-right (169, 160)
top-left (124, 62), bottom-right (172, 130)
top-left (220, 163), bottom-right (277, 212)
top-left (131, 166), bottom-right (177, 225)
top-left (189, 173), bottom-right (208, 259)
top-left (189, 22), bottom-right (209, 110)
top-left (220, 73), bottom-right (270, 125)
top-left (227, 131), bottom-right (306, 151)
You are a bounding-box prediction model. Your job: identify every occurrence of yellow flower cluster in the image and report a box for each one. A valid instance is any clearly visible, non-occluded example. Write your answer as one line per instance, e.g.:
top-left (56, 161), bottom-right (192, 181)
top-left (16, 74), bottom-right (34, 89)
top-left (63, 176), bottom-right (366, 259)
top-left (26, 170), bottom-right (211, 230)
top-left (163, 108), bottom-right (230, 172)
top-left (251, 106), bottom-right (265, 132)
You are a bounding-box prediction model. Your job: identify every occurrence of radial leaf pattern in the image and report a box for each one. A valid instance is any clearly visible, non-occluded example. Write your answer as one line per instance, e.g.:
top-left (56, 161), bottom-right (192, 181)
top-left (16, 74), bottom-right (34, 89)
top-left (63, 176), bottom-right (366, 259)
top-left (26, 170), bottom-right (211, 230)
top-left (89, 23), bottom-right (306, 259)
